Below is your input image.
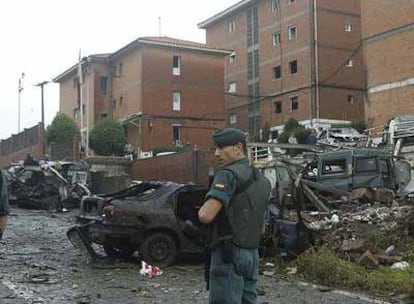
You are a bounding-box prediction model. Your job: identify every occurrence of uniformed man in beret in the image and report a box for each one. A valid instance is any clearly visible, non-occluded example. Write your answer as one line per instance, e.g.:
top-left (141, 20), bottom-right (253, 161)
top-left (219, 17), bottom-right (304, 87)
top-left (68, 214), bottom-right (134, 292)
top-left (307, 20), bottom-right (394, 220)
top-left (199, 127), bottom-right (271, 304)
top-left (0, 169), bottom-right (10, 241)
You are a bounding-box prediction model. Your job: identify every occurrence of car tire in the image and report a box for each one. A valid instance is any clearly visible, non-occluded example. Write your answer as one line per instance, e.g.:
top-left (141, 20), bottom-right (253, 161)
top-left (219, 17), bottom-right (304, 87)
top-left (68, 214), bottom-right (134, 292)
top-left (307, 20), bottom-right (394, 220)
top-left (139, 232), bottom-right (178, 267)
top-left (103, 244), bottom-right (136, 259)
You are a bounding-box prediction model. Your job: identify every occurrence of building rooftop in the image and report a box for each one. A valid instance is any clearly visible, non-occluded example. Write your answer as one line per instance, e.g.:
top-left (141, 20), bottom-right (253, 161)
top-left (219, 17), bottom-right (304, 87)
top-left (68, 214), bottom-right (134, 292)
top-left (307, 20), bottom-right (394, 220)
top-left (198, 0), bottom-right (256, 29)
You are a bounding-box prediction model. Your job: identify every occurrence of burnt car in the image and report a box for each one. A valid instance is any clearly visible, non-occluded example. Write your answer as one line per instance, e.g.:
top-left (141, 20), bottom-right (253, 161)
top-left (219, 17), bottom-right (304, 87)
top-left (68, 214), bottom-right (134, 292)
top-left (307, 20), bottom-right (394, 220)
top-left (7, 164), bottom-right (90, 210)
top-left (67, 181), bottom-right (208, 267)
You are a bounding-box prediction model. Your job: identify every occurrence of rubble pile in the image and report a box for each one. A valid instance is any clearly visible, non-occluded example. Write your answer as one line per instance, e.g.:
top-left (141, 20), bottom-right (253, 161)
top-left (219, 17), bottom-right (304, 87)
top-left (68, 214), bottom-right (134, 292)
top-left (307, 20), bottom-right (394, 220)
top-left (286, 192), bottom-right (414, 268)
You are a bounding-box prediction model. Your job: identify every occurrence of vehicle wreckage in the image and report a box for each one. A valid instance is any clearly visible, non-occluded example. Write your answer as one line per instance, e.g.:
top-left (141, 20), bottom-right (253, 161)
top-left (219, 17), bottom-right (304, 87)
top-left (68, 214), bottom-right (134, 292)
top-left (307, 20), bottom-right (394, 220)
top-left (7, 162), bottom-right (90, 211)
top-left (67, 181), bottom-right (208, 266)
top-left (67, 142), bottom-right (414, 267)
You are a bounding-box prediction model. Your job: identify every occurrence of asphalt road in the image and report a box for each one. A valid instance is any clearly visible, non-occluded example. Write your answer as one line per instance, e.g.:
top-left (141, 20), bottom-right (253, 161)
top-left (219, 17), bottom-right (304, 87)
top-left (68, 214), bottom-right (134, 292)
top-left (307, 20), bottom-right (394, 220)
top-left (0, 207), bottom-right (394, 304)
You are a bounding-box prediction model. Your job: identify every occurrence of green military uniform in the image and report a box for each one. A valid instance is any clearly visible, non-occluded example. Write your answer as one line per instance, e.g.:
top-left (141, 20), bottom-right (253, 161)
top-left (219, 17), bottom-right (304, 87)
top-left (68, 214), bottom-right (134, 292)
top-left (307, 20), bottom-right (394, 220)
top-left (206, 128), bottom-right (271, 304)
top-left (0, 170), bottom-right (10, 240)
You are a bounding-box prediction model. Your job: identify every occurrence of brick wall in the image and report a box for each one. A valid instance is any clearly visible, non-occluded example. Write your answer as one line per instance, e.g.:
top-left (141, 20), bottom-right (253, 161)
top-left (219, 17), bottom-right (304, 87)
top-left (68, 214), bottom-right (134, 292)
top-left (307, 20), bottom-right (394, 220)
top-left (203, 0), bottom-right (364, 132)
top-left (361, 0), bottom-right (414, 128)
top-left (0, 123), bottom-right (44, 167)
top-left (130, 150), bottom-right (213, 186)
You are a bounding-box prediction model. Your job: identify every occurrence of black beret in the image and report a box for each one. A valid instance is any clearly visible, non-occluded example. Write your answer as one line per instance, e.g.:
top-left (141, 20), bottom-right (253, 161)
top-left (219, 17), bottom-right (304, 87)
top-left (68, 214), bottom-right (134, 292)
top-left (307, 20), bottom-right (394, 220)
top-left (213, 128), bottom-right (246, 147)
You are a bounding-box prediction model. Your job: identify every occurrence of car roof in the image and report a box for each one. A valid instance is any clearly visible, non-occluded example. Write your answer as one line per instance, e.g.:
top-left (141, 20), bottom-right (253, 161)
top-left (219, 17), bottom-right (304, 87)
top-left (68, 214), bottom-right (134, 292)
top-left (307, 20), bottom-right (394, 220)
top-left (317, 148), bottom-right (392, 159)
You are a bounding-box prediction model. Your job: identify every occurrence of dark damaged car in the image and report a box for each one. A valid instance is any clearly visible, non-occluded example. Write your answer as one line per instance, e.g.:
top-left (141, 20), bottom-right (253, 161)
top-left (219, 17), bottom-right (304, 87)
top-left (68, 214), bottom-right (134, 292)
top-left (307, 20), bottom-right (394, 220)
top-left (67, 181), bottom-right (208, 266)
top-left (7, 164), bottom-right (90, 211)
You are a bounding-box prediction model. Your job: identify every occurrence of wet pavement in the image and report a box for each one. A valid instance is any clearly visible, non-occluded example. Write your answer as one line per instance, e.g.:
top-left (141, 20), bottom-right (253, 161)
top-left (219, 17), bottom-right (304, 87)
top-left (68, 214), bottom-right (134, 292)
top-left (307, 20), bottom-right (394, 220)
top-left (0, 207), bottom-right (393, 304)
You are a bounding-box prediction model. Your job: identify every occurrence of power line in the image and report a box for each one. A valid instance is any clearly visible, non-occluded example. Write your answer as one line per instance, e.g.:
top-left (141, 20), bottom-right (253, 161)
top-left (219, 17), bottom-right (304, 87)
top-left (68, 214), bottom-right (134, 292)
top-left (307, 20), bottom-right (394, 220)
top-left (319, 43), bottom-right (362, 85)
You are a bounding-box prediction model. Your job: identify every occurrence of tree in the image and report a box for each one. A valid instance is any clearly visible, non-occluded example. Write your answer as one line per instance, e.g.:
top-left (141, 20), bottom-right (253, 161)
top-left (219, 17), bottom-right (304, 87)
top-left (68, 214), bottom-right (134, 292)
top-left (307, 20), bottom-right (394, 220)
top-left (277, 118), bottom-right (309, 144)
top-left (89, 118), bottom-right (128, 156)
top-left (46, 112), bottom-right (80, 144)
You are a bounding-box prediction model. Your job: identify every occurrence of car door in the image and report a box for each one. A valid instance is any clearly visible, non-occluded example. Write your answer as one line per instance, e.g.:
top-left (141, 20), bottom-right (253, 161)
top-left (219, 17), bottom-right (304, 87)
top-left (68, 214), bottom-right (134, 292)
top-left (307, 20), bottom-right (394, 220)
top-left (275, 164), bottom-right (293, 207)
top-left (352, 156), bottom-right (381, 189)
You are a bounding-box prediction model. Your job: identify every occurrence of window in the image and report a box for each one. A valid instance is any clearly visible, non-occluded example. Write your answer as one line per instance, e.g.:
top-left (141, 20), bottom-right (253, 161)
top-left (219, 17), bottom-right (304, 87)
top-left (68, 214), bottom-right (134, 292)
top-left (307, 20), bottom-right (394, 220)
top-left (346, 59), bottom-right (353, 67)
top-left (100, 77), bottom-right (108, 95)
top-left (289, 60), bottom-right (298, 74)
top-left (119, 95), bottom-right (123, 107)
top-left (274, 101), bottom-right (282, 113)
top-left (172, 91), bottom-right (181, 111)
top-left (173, 125), bottom-right (181, 144)
top-left (117, 62), bottom-right (123, 76)
top-left (273, 66), bottom-right (281, 79)
top-left (230, 114), bottom-right (237, 124)
top-left (345, 23), bottom-right (352, 32)
top-left (247, 50), bottom-right (259, 80)
top-left (247, 7), bottom-right (259, 47)
top-left (112, 99), bottom-right (116, 109)
top-left (271, 0), bottom-right (280, 11)
top-left (228, 20), bottom-right (236, 33)
top-left (228, 82), bottom-right (236, 93)
top-left (229, 52), bottom-right (236, 63)
top-left (322, 159), bottom-right (347, 175)
top-left (355, 157), bottom-right (377, 173)
top-left (348, 95), bottom-right (354, 104)
top-left (172, 55), bottom-right (181, 76)
top-left (73, 108), bottom-right (79, 120)
top-left (100, 113), bottom-right (108, 120)
top-left (288, 25), bottom-right (297, 41)
top-left (291, 96), bottom-right (298, 110)
top-left (272, 32), bottom-right (281, 46)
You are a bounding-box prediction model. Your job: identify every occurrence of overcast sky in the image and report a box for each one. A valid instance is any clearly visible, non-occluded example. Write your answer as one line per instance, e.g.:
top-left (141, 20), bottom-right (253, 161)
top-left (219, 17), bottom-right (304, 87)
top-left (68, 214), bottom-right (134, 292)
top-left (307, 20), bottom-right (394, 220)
top-left (0, 0), bottom-right (237, 140)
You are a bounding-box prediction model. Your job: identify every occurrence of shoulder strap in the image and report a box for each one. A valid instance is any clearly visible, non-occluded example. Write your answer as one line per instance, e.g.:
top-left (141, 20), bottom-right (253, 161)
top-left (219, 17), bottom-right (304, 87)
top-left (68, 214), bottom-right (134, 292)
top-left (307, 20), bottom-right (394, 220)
top-left (222, 166), bottom-right (257, 195)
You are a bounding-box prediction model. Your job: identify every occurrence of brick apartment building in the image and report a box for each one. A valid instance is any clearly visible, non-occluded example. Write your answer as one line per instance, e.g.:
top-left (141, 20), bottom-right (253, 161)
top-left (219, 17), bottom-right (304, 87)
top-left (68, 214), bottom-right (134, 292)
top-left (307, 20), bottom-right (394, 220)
top-left (361, 0), bottom-right (414, 129)
top-left (199, 0), bottom-right (365, 139)
top-left (54, 37), bottom-right (229, 156)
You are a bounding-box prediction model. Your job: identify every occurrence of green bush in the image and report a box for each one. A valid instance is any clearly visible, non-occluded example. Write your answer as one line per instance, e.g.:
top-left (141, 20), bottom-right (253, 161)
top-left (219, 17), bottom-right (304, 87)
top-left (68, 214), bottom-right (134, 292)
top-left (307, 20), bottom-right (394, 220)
top-left (46, 112), bottom-right (80, 144)
top-left (89, 118), bottom-right (128, 156)
top-left (293, 126), bottom-right (311, 144)
top-left (284, 118), bottom-right (300, 133)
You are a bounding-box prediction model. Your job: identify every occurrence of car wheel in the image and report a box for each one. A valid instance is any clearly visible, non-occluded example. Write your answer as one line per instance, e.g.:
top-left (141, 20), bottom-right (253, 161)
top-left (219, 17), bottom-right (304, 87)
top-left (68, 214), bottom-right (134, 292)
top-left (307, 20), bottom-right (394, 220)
top-left (103, 244), bottom-right (136, 258)
top-left (139, 232), bottom-right (178, 267)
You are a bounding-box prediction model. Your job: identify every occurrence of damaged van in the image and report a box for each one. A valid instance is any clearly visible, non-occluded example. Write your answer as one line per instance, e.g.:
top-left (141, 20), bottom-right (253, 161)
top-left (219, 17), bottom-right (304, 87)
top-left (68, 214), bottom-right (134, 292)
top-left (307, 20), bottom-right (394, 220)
top-left (302, 148), bottom-right (405, 191)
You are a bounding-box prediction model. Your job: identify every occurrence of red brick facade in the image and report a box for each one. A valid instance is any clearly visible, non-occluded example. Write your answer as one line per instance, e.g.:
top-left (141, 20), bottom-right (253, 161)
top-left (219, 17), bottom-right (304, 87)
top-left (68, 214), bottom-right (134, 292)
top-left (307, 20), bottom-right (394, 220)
top-left (361, 0), bottom-right (414, 129)
top-left (54, 38), bottom-right (228, 156)
top-left (199, 0), bottom-right (365, 137)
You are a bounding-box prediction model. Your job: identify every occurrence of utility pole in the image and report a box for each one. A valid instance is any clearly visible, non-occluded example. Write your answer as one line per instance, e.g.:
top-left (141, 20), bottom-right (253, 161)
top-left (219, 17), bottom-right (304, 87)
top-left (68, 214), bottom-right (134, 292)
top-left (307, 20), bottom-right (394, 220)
top-left (18, 73), bottom-right (25, 133)
top-left (35, 81), bottom-right (49, 156)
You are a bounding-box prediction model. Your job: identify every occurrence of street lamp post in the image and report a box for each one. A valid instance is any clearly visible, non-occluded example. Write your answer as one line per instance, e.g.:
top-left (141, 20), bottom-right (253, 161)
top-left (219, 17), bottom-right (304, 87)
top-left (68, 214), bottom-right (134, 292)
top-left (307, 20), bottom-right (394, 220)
top-left (35, 81), bottom-right (49, 156)
top-left (17, 73), bottom-right (25, 133)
